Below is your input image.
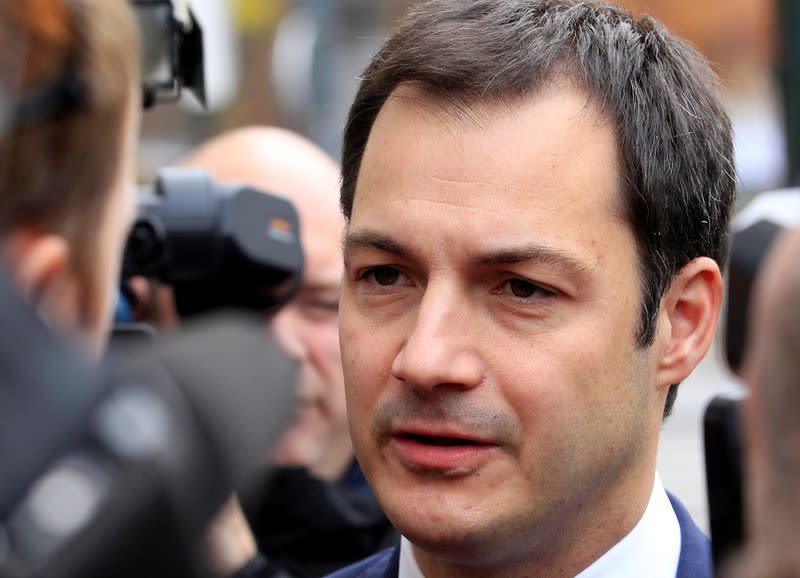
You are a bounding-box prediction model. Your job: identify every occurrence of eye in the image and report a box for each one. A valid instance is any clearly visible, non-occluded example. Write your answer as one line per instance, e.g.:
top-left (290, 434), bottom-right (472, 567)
top-left (508, 279), bottom-right (539, 298)
top-left (497, 278), bottom-right (557, 301)
top-left (358, 266), bottom-right (408, 287)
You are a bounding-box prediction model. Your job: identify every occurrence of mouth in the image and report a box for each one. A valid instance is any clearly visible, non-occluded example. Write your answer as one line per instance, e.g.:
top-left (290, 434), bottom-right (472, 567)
top-left (397, 432), bottom-right (486, 446)
top-left (389, 429), bottom-right (500, 473)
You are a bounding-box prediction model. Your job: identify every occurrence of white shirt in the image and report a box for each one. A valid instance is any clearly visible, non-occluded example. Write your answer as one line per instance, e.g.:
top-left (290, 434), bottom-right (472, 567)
top-left (398, 473), bottom-right (681, 578)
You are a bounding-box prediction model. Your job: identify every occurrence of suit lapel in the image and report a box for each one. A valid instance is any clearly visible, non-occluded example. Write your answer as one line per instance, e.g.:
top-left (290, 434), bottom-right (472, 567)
top-left (668, 492), bottom-right (713, 578)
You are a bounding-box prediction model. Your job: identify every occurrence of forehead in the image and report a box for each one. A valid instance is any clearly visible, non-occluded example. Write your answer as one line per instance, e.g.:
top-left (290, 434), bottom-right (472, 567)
top-left (351, 85), bottom-right (627, 261)
top-left (253, 171), bottom-right (343, 286)
top-left (294, 194), bottom-right (344, 286)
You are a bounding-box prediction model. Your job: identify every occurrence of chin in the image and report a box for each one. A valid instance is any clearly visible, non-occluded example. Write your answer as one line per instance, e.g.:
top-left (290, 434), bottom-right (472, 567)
top-left (399, 519), bottom-right (492, 564)
top-left (381, 488), bottom-right (492, 555)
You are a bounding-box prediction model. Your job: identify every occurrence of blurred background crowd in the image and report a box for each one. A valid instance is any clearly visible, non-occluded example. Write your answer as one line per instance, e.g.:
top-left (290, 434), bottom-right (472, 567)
top-left (140, 0), bottom-right (793, 196)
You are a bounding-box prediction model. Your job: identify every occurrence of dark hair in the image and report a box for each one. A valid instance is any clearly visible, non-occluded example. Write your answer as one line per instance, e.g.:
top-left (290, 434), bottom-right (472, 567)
top-left (340, 0), bottom-right (736, 417)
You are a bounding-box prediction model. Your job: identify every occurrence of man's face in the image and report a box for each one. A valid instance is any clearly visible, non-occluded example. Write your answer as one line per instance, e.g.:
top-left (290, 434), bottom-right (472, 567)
top-left (268, 184), bottom-right (350, 480)
top-left (339, 85), bottom-right (663, 564)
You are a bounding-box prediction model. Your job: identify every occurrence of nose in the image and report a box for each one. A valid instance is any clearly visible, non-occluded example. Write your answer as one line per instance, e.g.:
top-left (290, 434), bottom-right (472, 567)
top-left (391, 284), bottom-right (485, 393)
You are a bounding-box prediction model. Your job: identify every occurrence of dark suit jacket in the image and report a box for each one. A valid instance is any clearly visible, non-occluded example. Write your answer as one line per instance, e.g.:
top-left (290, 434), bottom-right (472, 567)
top-left (324, 492), bottom-right (712, 578)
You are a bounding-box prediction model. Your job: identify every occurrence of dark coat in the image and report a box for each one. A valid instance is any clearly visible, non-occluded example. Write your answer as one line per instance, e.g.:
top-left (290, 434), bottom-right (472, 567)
top-left (243, 465), bottom-right (399, 578)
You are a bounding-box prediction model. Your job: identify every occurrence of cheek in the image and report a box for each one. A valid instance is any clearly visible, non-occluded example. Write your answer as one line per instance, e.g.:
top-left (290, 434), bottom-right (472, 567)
top-left (499, 348), bottom-right (622, 490)
top-left (314, 320), bottom-right (343, 370)
top-left (338, 306), bottom-right (363, 381)
top-left (499, 352), bottom-right (574, 446)
top-left (340, 327), bottom-right (370, 407)
top-left (497, 332), bottom-right (627, 444)
top-left (308, 325), bottom-right (349, 420)
top-left (342, 316), bottom-right (397, 382)
top-left (339, 315), bottom-right (389, 430)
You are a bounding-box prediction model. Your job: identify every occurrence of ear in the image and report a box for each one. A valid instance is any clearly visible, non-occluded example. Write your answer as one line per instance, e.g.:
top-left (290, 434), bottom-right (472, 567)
top-left (654, 257), bottom-right (723, 389)
top-left (3, 230), bottom-right (70, 304)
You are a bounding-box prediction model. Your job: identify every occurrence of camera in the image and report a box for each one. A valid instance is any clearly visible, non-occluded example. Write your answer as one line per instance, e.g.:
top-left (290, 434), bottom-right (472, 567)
top-left (132, 0), bottom-right (205, 108)
top-left (122, 167), bottom-right (304, 318)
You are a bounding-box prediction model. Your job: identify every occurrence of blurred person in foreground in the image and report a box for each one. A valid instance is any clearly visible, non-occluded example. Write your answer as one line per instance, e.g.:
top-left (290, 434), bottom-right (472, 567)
top-left (180, 127), bottom-right (396, 577)
top-left (329, 1), bottom-right (736, 577)
top-left (0, 0), bottom-right (138, 358)
top-left (727, 225), bottom-right (800, 578)
top-left (0, 5), bottom-right (268, 577)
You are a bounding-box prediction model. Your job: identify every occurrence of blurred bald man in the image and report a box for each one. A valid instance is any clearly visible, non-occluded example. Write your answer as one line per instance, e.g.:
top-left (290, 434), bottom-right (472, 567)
top-left (185, 127), bottom-right (397, 578)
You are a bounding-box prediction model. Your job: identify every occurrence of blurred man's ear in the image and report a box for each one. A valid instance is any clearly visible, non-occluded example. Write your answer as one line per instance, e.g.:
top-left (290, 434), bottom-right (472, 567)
top-left (2, 229), bottom-right (74, 325)
top-left (654, 256), bottom-right (723, 390)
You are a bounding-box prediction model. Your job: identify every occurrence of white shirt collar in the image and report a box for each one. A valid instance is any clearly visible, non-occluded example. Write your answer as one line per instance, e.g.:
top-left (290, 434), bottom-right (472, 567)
top-left (399, 535), bottom-right (424, 578)
top-left (398, 473), bottom-right (681, 578)
top-left (574, 473), bottom-right (681, 578)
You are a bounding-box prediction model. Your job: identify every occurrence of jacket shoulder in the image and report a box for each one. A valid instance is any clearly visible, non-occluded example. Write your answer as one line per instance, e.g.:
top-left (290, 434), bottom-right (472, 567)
top-left (668, 492), bottom-right (713, 578)
top-left (325, 547), bottom-right (400, 578)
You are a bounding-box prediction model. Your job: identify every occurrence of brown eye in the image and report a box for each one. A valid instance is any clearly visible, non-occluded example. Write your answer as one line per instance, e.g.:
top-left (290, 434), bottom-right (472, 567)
top-left (500, 278), bottom-right (556, 300)
top-left (370, 267), bottom-right (401, 286)
top-left (509, 279), bottom-right (538, 298)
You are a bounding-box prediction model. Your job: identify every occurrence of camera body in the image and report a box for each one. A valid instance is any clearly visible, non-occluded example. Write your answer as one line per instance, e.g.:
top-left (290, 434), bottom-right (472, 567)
top-left (122, 168), bottom-right (304, 317)
top-left (132, 0), bottom-right (205, 108)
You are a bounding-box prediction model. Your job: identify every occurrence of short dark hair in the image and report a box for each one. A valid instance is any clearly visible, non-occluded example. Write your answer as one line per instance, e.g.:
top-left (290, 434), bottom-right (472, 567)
top-left (340, 0), bottom-right (736, 417)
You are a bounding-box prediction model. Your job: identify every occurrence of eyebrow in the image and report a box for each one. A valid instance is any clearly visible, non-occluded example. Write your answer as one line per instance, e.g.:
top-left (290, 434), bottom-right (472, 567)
top-left (343, 229), bottom-right (415, 261)
top-left (470, 245), bottom-right (593, 280)
top-left (343, 228), bottom-right (593, 280)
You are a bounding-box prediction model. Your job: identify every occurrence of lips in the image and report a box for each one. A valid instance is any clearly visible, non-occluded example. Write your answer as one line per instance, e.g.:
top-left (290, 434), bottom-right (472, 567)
top-left (400, 433), bottom-right (479, 446)
top-left (389, 427), bottom-right (500, 473)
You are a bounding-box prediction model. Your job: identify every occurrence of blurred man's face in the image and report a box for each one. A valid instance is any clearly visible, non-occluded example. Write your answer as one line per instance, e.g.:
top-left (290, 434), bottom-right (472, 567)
top-left (269, 186), bottom-right (350, 480)
top-left (182, 128), bottom-right (350, 480)
top-left (339, 84), bottom-right (662, 571)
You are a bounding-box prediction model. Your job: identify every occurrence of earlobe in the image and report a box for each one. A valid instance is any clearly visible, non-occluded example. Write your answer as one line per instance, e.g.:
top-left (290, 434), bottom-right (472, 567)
top-left (655, 257), bottom-right (723, 388)
top-left (3, 230), bottom-right (71, 304)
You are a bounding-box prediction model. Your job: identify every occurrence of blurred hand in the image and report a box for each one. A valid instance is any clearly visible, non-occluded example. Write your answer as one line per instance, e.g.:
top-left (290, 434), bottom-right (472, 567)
top-left (126, 276), bottom-right (180, 330)
top-left (205, 496), bottom-right (259, 577)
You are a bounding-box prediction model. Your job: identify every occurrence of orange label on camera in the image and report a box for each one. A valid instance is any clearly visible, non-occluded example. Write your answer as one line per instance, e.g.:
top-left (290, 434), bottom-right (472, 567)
top-left (269, 218), bottom-right (293, 234)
